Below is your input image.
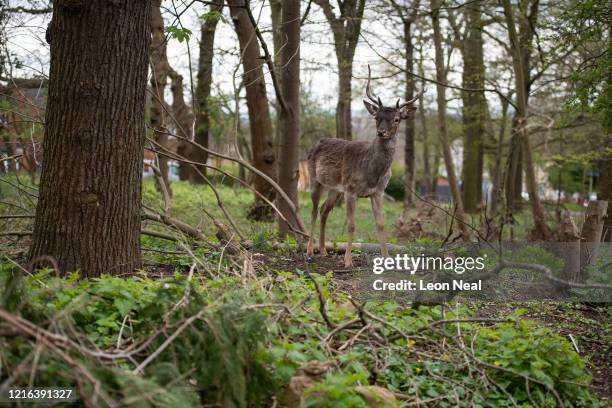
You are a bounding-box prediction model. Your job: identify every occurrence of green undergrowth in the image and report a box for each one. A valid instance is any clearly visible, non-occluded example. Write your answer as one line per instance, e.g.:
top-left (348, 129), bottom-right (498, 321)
top-left (0, 262), bottom-right (604, 407)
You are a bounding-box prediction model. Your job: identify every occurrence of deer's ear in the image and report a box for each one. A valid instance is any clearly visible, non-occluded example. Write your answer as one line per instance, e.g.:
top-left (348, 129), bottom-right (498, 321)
top-left (400, 105), bottom-right (417, 119)
top-left (363, 99), bottom-right (379, 116)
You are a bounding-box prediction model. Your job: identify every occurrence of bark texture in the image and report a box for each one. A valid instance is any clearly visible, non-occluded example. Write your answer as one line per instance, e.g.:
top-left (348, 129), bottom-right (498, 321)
top-left (190, 0), bottom-right (223, 182)
top-left (460, 4), bottom-right (486, 213)
top-left (313, 0), bottom-right (365, 140)
top-left (277, 0), bottom-right (301, 237)
top-left (431, 0), bottom-right (469, 240)
top-left (29, 0), bottom-right (151, 277)
top-left (228, 0), bottom-right (277, 220)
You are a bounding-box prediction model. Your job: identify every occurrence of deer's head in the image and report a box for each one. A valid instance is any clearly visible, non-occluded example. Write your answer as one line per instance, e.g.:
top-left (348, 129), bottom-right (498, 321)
top-left (363, 65), bottom-right (424, 140)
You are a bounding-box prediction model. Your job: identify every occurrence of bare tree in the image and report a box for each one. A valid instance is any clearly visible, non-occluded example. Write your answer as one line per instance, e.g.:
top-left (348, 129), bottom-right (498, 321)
top-left (388, 0), bottom-right (420, 220)
top-left (313, 0), bottom-right (366, 140)
top-left (449, 2), bottom-right (487, 213)
top-left (277, 0), bottom-right (301, 237)
top-left (228, 0), bottom-right (277, 220)
top-left (30, 0), bottom-right (151, 277)
top-left (189, 0), bottom-right (224, 182)
top-left (431, 0), bottom-right (469, 239)
top-left (150, 0), bottom-right (173, 194)
top-left (501, 0), bottom-right (551, 240)
top-left (504, 0), bottom-right (539, 215)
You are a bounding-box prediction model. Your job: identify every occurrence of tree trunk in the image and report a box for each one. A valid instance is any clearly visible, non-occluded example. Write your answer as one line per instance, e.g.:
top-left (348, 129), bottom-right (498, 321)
top-left (502, 0), bottom-right (551, 240)
top-left (314, 0), bottom-right (365, 140)
top-left (431, 0), bottom-right (469, 240)
top-left (336, 60), bottom-right (353, 140)
top-left (29, 0), bottom-right (151, 277)
top-left (228, 0), bottom-right (277, 221)
top-left (277, 0), bottom-right (301, 237)
top-left (504, 0), bottom-right (539, 219)
top-left (270, 0), bottom-right (283, 155)
top-left (402, 18), bottom-right (416, 216)
top-left (461, 3), bottom-right (485, 213)
top-left (150, 0), bottom-right (172, 194)
top-left (490, 95), bottom-right (509, 215)
top-left (169, 71), bottom-right (195, 181)
top-left (190, 0), bottom-right (223, 183)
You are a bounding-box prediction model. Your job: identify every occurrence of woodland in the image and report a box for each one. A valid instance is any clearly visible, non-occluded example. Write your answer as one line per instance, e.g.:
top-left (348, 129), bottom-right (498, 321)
top-left (0, 0), bottom-right (610, 406)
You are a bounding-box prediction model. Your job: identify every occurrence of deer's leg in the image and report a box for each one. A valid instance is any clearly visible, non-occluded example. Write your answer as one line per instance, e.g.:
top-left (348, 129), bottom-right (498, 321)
top-left (371, 193), bottom-right (389, 258)
top-left (319, 190), bottom-right (340, 256)
top-left (344, 193), bottom-right (356, 268)
top-left (307, 182), bottom-right (323, 256)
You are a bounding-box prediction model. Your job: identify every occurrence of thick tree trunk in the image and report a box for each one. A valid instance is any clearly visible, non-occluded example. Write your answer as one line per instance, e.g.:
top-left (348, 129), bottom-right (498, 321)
top-left (228, 0), bottom-right (277, 220)
top-left (431, 0), bottom-right (469, 240)
top-left (150, 1), bottom-right (172, 194)
top-left (461, 3), bottom-right (486, 213)
top-left (190, 0), bottom-right (223, 183)
top-left (277, 0), bottom-right (301, 237)
top-left (502, 0), bottom-right (551, 240)
top-left (29, 0), bottom-right (151, 277)
top-left (402, 18), bottom-right (416, 214)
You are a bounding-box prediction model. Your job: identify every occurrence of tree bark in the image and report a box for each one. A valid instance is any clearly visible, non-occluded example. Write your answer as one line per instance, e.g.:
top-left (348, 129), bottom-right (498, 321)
top-left (502, 0), bottom-right (551, 240)
top-left (29, 0), bottom-right (151, 277)
top-left (190, 0), bottom-right (223, 183)
top-left (169, 71), bottom-right (195, 181)
top-left (490, 94), bottom-right (509, 215)
top-left (461, 3), bottom-right (486, 213)
top-left (431, 0), bottom-right (469, 240)
top-left (228, 0), bottom-right (277, 220)
top-left (150, 0), bottom-right (172, 194)
top-left (270, 0), bottom-right (283, 155)
top-left (313, 0), bottom-right (365, 140)
top-left (277, 0), bottom-right (301, 237)
top-left (402, 17), bottom-right (417, 215)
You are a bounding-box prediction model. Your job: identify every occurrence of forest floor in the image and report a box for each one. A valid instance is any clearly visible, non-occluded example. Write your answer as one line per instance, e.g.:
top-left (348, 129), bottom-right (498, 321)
top-left (0, 176), bottom-right (610, 406)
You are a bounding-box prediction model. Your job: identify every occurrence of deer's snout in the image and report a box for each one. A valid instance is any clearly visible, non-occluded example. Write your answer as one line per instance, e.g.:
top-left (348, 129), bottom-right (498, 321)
top-left (377, 130), bottom-right (386, 137)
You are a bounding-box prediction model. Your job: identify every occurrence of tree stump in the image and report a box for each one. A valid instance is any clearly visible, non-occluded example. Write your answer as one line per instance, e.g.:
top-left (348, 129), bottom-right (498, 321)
top-left (579, 200), bottom-right (608, 281)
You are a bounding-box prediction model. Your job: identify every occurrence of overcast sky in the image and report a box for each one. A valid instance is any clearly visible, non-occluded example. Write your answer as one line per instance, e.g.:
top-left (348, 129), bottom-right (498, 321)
top-left (5, 0), bottom-right (514, 117)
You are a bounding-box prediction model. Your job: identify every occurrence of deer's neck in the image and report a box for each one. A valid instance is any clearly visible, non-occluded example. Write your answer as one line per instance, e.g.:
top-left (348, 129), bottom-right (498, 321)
top-left (366, 136), bottom-right (396, 177)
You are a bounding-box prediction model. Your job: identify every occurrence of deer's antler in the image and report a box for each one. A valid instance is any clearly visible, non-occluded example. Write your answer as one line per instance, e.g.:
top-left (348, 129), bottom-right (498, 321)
top-left (366, 65), bottom-right (382, 107)
top-left (397, 88), bottom-right (425, 110)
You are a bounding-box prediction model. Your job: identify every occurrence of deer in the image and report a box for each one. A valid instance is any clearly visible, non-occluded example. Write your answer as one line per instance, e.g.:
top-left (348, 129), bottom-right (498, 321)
top-left (306, 66), bottom-right (424, 267)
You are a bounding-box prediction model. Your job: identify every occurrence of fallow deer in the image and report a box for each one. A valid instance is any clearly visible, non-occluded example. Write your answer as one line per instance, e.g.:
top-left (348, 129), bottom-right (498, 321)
top-left (306, 66), bottom-right (424, 267)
